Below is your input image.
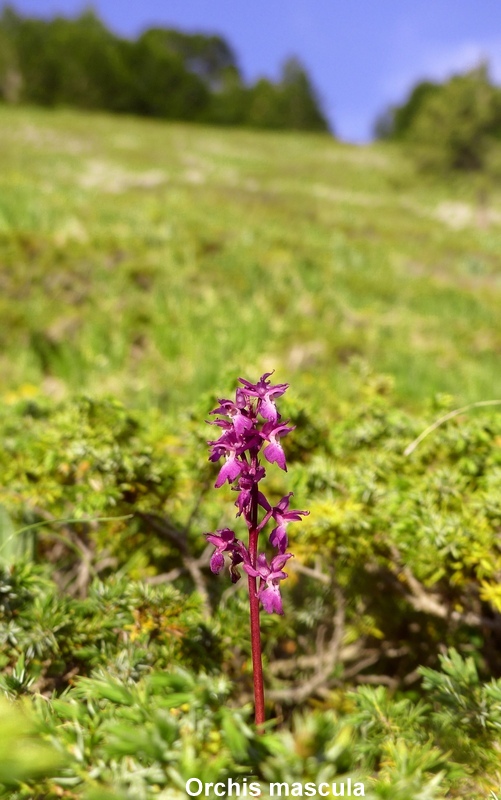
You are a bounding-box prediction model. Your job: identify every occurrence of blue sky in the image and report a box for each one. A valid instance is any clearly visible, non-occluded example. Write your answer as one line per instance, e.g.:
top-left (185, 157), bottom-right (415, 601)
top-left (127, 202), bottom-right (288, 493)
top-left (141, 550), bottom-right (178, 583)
top-left (5, 0), bottom-right (501, 141)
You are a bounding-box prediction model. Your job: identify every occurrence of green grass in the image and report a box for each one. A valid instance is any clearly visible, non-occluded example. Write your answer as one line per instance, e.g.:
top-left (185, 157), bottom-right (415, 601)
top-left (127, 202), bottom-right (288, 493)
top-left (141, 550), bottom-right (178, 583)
top-left (1, 104), bottom-right (501, 412)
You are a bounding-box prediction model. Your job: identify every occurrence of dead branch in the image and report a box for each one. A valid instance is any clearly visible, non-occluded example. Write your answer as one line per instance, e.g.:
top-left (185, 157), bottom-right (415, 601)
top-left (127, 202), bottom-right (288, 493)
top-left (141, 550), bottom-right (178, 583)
top-left (292, 561), bottom-right (330, 585)
top-left (268, 581), bottom-right (346, 703)
top-left (138, 512), bottom-right (212, 618)
top-left (388, 545), bottom-right (501, 631)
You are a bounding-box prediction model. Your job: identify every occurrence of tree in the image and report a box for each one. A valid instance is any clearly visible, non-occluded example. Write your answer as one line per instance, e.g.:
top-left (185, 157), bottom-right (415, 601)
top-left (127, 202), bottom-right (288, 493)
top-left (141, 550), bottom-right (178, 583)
top-left (245, 58), bottom-right (329, 132)
top-left (407, 64), bottom-right (501, 171)
top-left (0, 26), bottom-right (21, 103)
top-left (246, 77), bottom-right (286, 129)
top-left (1, 8), bottom-right (133, 110)
top-left (157, 29), bottom-right (239, 90)
top-left (46, 11), bottom-right (134, 111)
top-left (374, 80), bottom-right (440, 140)
top-left (128, 30), bottom-right (209, 120)
top-left (204, 65), bottom-right (248, 125)
top-left (376, 64), bottom-right (501, 172)
top-left (280, 57), bottom-right (329, 132)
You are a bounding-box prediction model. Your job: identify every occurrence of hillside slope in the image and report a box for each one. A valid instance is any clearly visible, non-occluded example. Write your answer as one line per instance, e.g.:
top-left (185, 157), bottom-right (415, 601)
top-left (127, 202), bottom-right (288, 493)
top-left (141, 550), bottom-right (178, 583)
top-left (1, 105), bottom-right (500, 410)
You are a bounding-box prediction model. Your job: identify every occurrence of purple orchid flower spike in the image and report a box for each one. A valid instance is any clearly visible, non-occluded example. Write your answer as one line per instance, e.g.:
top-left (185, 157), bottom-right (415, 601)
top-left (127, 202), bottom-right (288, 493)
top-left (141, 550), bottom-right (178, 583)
top-left (244, 552), bottom-right (293, 615)
top-left (204, 373), bottom-right (309, 727)
top-left (269, 492), bottom-right (309, 553)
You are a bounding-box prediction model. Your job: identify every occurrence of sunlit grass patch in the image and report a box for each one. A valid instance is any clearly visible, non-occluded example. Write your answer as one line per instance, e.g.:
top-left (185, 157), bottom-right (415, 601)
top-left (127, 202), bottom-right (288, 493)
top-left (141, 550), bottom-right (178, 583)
top-left (1, 105), bottom-right (501, 411)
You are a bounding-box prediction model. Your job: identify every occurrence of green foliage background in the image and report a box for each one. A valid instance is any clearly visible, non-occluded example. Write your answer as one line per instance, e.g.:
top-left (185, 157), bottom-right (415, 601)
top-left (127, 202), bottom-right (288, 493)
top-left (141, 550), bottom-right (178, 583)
top-left (1, 99), bottom-right (501, 798)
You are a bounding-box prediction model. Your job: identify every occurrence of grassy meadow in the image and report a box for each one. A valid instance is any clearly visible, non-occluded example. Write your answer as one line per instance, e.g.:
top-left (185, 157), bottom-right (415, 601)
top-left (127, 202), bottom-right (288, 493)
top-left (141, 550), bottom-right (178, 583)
top-left (4, 106), bottom-right (501, 797)
top-left (1, 104), bottom-right (501, 412)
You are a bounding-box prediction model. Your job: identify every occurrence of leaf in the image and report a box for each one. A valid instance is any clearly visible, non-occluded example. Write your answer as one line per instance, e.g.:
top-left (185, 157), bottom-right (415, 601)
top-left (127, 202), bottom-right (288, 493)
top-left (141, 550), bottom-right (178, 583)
top-left (0, 505), bottom-right (34, 565)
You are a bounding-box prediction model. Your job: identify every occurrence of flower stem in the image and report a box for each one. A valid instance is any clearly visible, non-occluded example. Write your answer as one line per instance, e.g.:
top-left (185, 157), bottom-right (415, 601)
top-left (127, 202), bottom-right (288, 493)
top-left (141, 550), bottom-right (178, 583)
top-left (248, 482), bottom-right (265, 729)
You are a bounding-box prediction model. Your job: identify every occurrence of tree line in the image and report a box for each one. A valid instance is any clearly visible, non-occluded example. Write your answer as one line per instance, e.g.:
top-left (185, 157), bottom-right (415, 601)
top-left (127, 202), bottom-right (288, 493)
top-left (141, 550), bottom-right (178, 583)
top-left (0, 5), bottom-right (329, 132)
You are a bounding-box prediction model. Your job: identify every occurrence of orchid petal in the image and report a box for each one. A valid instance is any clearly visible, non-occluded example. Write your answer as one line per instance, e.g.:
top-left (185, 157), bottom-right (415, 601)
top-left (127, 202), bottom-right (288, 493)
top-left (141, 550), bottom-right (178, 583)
top-left (210, 551), bottom-right (225, 574)
top-left (269, 524), bottom-right (288, 553)
top-left (263, 441), bottom-right (286, 471)
top-left (215, 455), bottom-right (242, 487)
top-left (259, 583), bottom-right (284, 615)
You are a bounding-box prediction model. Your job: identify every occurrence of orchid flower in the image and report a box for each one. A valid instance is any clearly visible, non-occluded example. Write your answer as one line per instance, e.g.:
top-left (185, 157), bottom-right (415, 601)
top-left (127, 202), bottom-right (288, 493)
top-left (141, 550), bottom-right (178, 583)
top-left (203, 372), bottom-right (309, 726)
